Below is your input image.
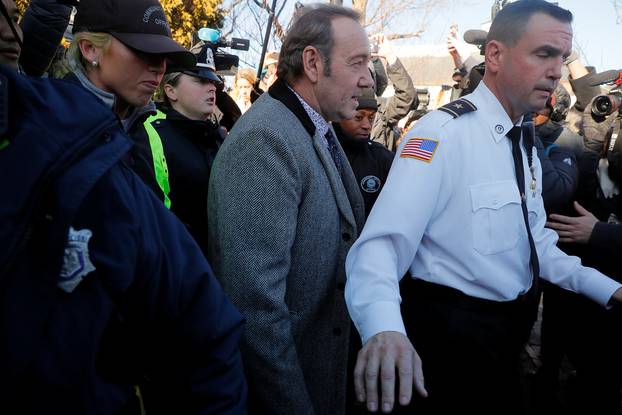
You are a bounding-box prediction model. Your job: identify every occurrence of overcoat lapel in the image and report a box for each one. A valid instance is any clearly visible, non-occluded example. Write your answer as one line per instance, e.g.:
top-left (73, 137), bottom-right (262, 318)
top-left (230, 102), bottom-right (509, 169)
top-left (310, 129), bottom-right (358, 231)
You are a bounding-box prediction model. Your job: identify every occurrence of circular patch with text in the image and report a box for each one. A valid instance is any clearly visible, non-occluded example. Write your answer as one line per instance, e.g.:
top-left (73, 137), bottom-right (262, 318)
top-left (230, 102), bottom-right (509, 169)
top-left (360, 175), bottom-right (381, 193)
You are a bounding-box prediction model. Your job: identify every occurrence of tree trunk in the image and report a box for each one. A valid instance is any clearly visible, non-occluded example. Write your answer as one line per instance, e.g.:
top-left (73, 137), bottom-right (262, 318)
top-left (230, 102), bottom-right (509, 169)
top-left (352, 0), bottom-right (367, 24)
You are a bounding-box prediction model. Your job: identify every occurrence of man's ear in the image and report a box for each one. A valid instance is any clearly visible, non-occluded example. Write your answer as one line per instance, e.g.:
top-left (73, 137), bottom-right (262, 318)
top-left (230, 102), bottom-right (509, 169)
top-left (484, 39), bottom-right (504, 75)
top-left (164, 84), bottom-right (177, 102)
top-left (301, 46), bottom-right (322, 83)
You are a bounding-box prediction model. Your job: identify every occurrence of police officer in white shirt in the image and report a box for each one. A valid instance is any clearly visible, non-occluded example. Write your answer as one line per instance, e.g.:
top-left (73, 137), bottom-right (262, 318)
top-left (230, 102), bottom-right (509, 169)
top-left (344, 1), bottom-right (622, 414)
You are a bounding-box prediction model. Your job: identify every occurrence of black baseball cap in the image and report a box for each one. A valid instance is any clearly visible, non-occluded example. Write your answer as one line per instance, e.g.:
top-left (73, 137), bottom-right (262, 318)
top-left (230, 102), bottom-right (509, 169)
top-left (73, 0), bottom-right (196, 69)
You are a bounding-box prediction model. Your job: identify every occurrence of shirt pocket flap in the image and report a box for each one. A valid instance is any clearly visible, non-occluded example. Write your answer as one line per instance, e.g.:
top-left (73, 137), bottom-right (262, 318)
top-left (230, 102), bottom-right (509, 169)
top-left (470, 180), bottom-right (520, 212)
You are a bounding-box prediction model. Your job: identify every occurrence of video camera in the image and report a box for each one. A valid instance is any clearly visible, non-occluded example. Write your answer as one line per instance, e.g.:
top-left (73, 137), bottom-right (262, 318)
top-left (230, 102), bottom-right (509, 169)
top-left (588, 69), bottom-right (622, 117)
top-left (197, 28), bottom-right (250, 76)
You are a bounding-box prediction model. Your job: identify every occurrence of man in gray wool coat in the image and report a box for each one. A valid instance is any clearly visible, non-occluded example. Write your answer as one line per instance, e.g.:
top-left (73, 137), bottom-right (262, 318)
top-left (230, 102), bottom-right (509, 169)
top-left (207, 4), bottom-right (373, 414)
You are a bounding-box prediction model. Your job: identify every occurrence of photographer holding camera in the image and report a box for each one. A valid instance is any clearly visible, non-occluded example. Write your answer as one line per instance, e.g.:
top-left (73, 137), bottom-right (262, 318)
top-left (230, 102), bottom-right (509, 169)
top-left (368, 34), bottom-right (417, 152)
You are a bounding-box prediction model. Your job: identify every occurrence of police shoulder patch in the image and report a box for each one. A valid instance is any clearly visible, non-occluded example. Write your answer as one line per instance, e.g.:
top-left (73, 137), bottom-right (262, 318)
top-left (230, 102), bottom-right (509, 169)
top-left (438, 98), bottom-right (477, 118)
top-left (58, 227), bottom-right (96, 293)
top-left (400, 137), bottom-right (439, 163)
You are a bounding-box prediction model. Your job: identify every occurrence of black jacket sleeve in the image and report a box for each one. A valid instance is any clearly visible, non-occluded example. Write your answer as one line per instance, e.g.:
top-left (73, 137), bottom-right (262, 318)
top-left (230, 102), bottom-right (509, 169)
top-left (569, 74), bottom-right (602, 112)
top-left (536, 136), bottom-right (579, 214)
top-left (376, 58), bottom-right (417, 128)
top-left (216, 90), bottom-right (242, 131)
top-left (18, 0), bottom-right (72, 77)
top-left (589, 221), bottom-right (622, 257)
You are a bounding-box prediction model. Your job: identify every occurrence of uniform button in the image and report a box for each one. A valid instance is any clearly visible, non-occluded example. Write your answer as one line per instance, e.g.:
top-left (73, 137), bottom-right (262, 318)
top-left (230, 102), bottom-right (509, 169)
top-left (342, 232), bottom-right (351, 242)
top-left (333, 328), bottom-right (342, 336)
top-left (155, 121), bottom-right (161, 125)
top-left (102, 132), bottom-right (111, 142)
top-left (337, 282), bottom-right (345, 290)
top-left (44, 213), bottom-right (54, 221)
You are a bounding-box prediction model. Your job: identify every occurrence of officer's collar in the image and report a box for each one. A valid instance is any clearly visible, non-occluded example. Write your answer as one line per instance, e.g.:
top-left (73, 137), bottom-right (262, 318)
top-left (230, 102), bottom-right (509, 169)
top-left (469, 82), bottom-right (523, 143)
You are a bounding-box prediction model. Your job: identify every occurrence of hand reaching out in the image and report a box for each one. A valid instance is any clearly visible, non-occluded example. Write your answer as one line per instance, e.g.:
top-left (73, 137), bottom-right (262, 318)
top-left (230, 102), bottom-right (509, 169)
top-left (546, 201), bottom-right (599, 244)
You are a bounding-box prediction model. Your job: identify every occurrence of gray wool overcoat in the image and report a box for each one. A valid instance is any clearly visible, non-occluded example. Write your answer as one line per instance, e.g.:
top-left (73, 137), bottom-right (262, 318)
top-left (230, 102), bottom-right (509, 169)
top-left (208, 79), bottom-right (365, 415)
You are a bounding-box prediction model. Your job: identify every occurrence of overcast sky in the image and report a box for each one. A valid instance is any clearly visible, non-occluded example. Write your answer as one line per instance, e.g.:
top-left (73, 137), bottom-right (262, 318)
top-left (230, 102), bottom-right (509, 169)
top-left (413, 0), bottom-right (621, 73)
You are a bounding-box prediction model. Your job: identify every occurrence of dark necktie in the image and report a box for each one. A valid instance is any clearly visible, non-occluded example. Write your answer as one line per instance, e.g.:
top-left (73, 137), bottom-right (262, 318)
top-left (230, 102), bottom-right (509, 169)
top-left (507, 126), bottom-right (540, 285)
top-left (325, 129), bottom-right (343, 176)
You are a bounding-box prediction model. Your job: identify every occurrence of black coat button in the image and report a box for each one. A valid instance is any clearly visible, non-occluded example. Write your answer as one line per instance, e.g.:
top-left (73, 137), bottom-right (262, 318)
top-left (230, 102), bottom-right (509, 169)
top-left (342, 232), bottom-right (351, 242)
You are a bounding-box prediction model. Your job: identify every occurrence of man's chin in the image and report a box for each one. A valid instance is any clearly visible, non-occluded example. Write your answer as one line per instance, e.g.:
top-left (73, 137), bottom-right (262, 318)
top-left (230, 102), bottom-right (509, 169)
top-left (337, 108), bottom-right (357, 122)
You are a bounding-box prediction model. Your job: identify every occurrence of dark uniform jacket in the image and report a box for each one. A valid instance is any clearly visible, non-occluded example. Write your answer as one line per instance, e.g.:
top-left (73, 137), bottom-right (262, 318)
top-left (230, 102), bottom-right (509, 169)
top-left (0, 67), bottom-right (246, 414)
top-left (534, 130), bottom-right (579, 214)
top-left (334, 123), bottom-right (394, 218)
top-left (133, 108), bottom-right (223, 254)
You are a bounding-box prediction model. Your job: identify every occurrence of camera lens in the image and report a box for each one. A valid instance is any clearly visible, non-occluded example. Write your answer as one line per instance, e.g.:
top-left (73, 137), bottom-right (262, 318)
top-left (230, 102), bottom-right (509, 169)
top-left (592, 93), bottom-right (621, 117)
top-left (593, 95), bottom-right (612, 116)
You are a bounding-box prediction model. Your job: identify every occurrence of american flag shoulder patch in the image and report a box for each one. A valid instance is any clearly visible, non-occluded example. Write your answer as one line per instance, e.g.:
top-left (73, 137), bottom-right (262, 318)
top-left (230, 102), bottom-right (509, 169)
top-left (400, 137), bottom-right (439, 162)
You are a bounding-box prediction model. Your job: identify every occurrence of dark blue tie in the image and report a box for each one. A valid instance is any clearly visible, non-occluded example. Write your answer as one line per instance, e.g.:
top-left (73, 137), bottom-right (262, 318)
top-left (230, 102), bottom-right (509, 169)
top-left (507, 126), bottom-right (540, 283)
top-left (325, 129), bottom-right (343, 176)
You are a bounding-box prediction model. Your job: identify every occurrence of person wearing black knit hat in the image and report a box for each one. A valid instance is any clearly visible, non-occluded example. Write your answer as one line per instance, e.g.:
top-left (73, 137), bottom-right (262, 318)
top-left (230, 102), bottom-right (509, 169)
top-left (334, 87), bottom-right (394, 219)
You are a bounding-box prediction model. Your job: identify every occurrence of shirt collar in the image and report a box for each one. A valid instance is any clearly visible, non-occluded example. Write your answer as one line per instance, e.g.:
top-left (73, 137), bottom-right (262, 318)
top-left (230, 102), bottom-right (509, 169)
top-left (290, 87), bottom-right (331, 138)
top-left (468, 82), bottom-right (523, 143)
top-left (72, 65), bottom-right (117, 110)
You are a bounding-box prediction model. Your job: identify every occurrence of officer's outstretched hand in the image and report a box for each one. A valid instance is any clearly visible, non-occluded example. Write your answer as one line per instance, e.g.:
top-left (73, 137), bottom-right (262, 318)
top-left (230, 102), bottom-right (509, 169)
top-left (354, 331), bottom-right (427, 413)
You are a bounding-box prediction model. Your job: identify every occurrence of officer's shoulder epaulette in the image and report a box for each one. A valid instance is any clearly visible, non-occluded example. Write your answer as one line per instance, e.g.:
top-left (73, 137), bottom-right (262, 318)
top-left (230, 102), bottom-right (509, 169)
top-left (437, 98), bottom-right (477, 119)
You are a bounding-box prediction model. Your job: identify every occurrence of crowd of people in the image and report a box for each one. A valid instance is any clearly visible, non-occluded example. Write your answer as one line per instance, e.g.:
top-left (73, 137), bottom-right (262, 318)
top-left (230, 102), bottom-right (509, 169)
top-left (1, 0), bottom-right (622, 414)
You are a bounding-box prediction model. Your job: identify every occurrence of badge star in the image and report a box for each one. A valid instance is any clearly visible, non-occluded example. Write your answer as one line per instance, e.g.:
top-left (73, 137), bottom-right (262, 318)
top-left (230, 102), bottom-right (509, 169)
top-left (454, 103), bottom-right (463, 109)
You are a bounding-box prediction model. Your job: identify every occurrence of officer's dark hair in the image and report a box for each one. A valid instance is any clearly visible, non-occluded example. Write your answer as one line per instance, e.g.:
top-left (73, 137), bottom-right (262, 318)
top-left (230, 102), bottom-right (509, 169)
top-left (486, 0), bottom-right (572, 47)
top-left (277, 4), bottom-right (360, 84)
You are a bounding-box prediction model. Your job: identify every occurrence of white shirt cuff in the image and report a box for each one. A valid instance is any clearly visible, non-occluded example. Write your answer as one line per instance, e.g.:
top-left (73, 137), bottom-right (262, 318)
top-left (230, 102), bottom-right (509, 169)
top-left (579, 269), bottom-right (622, 308)
top-left (354, 300), bottom-right (406, 344)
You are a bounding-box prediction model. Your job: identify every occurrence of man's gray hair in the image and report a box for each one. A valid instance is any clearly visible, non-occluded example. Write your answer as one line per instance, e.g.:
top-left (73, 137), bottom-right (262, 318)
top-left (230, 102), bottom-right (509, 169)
top-left (277, 4), bottom-right (360, 83)
top-left (486, 0), bottom-right (572, 47)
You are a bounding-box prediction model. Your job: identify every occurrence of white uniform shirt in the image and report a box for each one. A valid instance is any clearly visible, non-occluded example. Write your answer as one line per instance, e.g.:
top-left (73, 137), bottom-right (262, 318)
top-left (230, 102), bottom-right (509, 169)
top-left (345, 82), bottom-right (622, 344)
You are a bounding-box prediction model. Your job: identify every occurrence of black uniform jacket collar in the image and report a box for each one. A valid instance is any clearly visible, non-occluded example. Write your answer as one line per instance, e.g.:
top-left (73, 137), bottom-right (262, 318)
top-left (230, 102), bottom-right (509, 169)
top-left (268, 78), bottom-right (316, 137)
top-left (160, 108), bottom-right (220, 144)
top-left (333, 122), bottom-right (369, 152)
